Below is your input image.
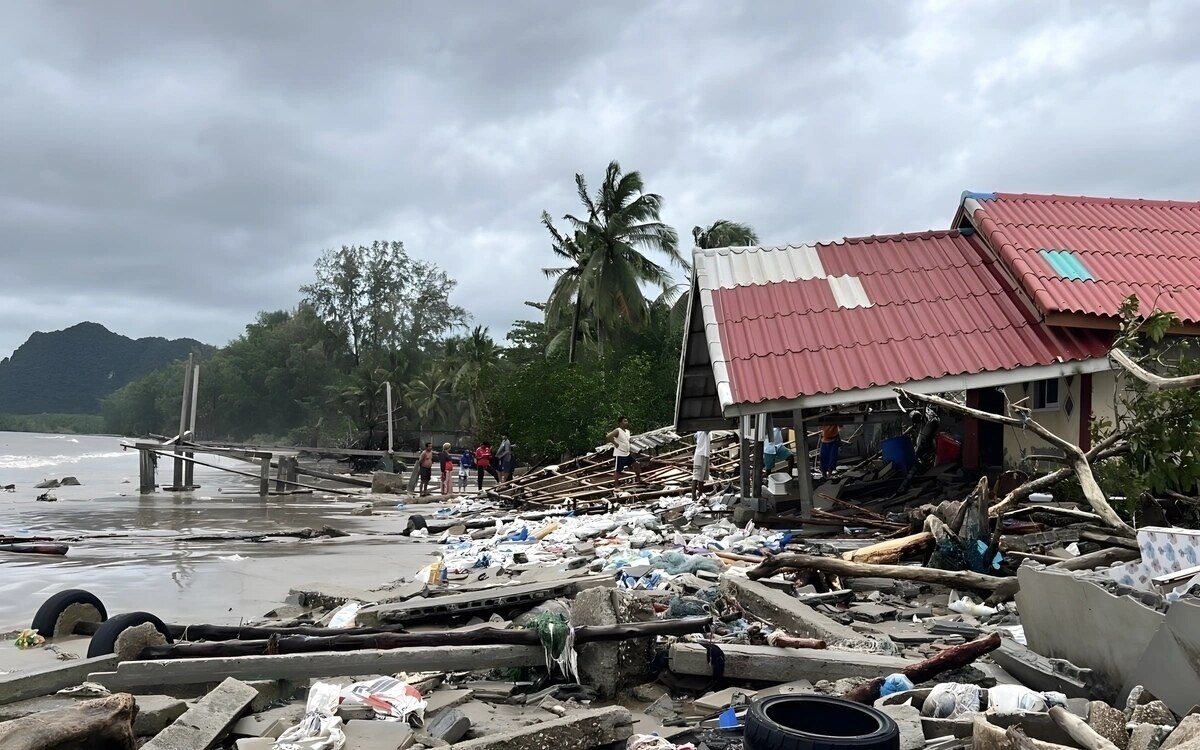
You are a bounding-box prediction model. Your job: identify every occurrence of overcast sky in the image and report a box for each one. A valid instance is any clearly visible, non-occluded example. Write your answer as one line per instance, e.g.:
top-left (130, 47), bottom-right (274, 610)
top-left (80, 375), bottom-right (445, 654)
top-left (1, 1), bottom-right (1197, 356)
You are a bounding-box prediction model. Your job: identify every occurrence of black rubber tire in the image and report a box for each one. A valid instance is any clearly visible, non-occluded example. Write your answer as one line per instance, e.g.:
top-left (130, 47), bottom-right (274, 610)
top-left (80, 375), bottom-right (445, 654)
top-left (31, 589), bottom-right (108, 638)
top-left (744, 695), bottom-right (900, 750)
top-left (87, 611), bottom-right (174, 658)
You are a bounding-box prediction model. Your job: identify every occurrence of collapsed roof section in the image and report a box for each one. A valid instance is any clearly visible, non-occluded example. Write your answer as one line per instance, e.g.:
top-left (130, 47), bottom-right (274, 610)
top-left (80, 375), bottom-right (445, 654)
top-left (675, 231), bottom-right (1113, 431)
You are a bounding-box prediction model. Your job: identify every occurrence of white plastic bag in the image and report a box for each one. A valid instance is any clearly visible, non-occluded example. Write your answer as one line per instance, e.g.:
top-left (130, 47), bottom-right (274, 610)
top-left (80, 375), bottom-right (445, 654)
top-left (987, 685), bottom-right (1048, 714)
top-left (948, 596), bottom-right (997, 617)
top-left (274, 682), bottom-right (346, 750)
top-left (327, 601), bottom-right (361, 629)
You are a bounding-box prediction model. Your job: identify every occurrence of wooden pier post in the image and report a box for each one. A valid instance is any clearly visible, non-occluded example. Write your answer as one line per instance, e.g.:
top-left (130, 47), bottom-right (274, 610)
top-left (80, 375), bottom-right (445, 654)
top-left (172, 354), bottom-right (194, 491)
top-left (259, 455), bottom-right (271, 496)
top-left (183, 364), bottom-right (200, 488)
top-left (139, 449), bottom-right (156, 493)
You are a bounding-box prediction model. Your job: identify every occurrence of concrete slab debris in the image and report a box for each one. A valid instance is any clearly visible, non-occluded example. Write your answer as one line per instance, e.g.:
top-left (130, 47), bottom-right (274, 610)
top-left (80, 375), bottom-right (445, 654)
top-left (0, 693), bottom-right (186, 736)
top-left (452, 706), bottom-right (633, 750)
top-left (669, 643), bottom-right (912, 682)
top-left (343, 718), bottom-right (416, 750)
top-left (426, 707), bottom-right (471, 744)
top-left (720, 575), bottom-right (864, 644)
top-left (1125, 599), bottom-right (1200, 716)
top-left (0, 655), bottom-right (119, 706)
top-left (424, 688), bottom-right (475, 716)
top-left (142, 676), bottom-right (259, 750)
top-left (880, 704), bottom-right (925, 750)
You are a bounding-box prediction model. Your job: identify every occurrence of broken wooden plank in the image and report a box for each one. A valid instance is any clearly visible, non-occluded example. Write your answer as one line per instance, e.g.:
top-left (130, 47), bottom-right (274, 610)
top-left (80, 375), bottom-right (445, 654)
top-left (669, 643), bottom-right (912, 683)
top-left (0, 693), bottom-right (137, 750)
top-left (143, 677), bottom-right (258, 750)
top-left (843, 532), bottom-right (934, 565)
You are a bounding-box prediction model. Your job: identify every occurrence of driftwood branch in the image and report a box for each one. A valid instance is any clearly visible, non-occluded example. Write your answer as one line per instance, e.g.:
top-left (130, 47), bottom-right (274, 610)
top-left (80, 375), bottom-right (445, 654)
top-left (1048, 706), bottom-right (1120, 750)
top-left (992, 432), bottom-right (1127, 515)
top-left (842, 632), bottom-right (1001, 703)
top-left (896, 389), bottom-right (1134, 536)
top-left (0, 693), bottom-right (137, 750)
top-left (138, 616), bottom-right (711, 660)
top-left (746, 552), bottom-right (1008, 593)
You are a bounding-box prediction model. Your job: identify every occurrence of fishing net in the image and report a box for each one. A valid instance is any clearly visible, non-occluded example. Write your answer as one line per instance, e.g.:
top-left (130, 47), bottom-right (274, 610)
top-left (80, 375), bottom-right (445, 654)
top-left (524, 611), bottom-right (578, 681)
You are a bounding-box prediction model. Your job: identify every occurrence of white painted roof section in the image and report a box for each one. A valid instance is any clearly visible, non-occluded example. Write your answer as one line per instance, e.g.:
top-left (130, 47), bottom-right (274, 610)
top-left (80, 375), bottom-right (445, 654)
top-left (827, 274), bottom-right (872, 309)
top-left (962, 197), bottom-right (984, 220)
top-left (693, 251), bottom-right (735, 411)
top-left (698, 244), bottom-right (825, 289)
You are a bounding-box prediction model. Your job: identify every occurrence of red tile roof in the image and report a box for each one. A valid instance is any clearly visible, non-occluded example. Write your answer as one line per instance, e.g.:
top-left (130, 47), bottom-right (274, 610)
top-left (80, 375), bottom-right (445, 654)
top-left (960, 192), bottom-right (1200, 323)
top-left (697, 231), bottom-right (1112, 408)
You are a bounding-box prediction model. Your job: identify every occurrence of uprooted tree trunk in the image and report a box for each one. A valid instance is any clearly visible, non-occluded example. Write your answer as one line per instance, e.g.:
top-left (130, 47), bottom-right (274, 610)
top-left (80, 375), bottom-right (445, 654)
top-left (747, 552), bottom-right (1013, 594)
top-left (0, 693), bottom-right (137, 750)
top-left (896, 389), bottom-right (1135, 537)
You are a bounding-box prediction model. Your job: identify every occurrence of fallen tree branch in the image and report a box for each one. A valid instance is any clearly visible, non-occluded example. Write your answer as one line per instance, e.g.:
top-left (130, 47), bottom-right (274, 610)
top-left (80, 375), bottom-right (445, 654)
top-left (897, 389), bottom-right (1134, 537)
top-left (992, 433), bottom-right (1127, 515)
top-left (1111, 348), bottom-right (1200, 392)
top-left (745, 552), bottom-right (1009, 593)
top-left (137, 616), bottom-right (711, 660)
top-left (842, 632), bottom-right (1001, 703)
top-left (1049, 706), bottom-right (1119, 750)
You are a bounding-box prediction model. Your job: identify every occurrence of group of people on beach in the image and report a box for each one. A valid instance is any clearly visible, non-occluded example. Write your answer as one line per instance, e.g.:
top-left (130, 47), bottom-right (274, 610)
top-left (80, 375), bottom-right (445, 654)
top-left (416, 435), bottom-right (515, 497)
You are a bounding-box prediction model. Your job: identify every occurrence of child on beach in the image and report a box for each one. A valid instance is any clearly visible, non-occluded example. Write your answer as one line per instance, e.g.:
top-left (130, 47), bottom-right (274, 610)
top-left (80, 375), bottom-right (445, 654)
top-left (458, 447), bottom-right (472, 492)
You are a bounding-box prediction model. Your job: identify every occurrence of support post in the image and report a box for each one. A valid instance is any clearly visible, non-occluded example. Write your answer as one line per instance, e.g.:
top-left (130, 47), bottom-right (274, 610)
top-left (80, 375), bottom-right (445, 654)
top-left (386, 382), bottom-right (395, 454)
top-left (259, 455), bottom-right (271, 497)
top-left (963, 389), bottom-right (981, 471)
top-left (139, 450), bottom-right (156, 493)
top-left (793, 408), bottom-right (814, 517)
top-left (738, 415), bottom-right (751, 500)
top-left (172, 354), bottom-right (194, 490)
top-left (1078, 373), bottom-right (1092, 453)
top-left (751, 414), bottom-right (765, 502)
top-left (184, 364), bottom-right (200, 488)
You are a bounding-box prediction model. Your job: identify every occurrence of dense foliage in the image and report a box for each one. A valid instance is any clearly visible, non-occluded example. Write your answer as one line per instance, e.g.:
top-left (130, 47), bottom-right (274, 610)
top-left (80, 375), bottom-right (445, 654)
top-left (95, 161), bottom-right (752, 458)
top-left (0, 322), bottom-right (207, 415)
top-left (0, 413), bottom-right (105, 434)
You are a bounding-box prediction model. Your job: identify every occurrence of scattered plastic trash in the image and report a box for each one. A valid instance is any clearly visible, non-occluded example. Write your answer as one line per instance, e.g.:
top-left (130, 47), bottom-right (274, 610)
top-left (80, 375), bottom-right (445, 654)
top-left (948, 595), bottom-right (998, 617)
top-left (218, 554), bottom-right (248, 562)
top-left (718, 705), bottom-right (740, 729)
top-left (923, 682), bottom-right (983, 719)
top-left (14, 629), bottom-right (44, 649)
top-left (340, 677), bottom-right (426, 723)
top-left (880, 673), bottom-right (915, 696)
top-left (274, 681), bottom-right (346, 750)
top-left (327, 601), bottom-right (361, 629)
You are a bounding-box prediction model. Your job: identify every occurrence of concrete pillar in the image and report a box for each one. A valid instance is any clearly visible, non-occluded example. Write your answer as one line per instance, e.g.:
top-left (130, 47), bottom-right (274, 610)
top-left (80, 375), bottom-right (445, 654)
top-left (963, 389), bottom-right (982, 471)
top-left (793, 408), bottom-right (814, 517)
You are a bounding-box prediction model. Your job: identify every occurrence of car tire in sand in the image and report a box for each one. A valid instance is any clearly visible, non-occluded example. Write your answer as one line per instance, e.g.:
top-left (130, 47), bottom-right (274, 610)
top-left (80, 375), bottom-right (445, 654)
top-left (744, 695), bottom-right (900, 750)
top-left (31, 589), bottom-right (108, 638)
top-left (87, 611), bottom-right (174, 659)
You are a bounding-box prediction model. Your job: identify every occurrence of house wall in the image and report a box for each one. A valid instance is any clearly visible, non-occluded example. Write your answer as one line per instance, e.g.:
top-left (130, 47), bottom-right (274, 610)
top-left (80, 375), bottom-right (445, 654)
top-left (1000, 370), bottom-right (1121, 470)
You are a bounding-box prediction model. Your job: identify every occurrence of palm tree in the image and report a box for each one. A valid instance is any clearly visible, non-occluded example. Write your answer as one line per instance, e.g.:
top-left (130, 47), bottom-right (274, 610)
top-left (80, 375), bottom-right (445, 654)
top-left (405, 365), bottom-right (450, 444)
top-left (664, 219), bottom-right (761, 330)
top-left (692, 219), bottom-right (759, 250)
top-left (541, 214), bottom-right (593, 364)
top-left (542, 160), bottom-right (682, 359)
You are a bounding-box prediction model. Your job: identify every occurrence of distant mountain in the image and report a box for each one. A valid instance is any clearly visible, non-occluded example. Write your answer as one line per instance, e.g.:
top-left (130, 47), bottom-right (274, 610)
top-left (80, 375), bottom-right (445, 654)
top-left (0, 322), bottom-right (211, 414)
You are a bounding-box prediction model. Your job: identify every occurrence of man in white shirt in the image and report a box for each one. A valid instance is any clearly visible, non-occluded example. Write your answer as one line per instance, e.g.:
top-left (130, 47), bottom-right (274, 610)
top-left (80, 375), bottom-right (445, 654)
top-left (692, 430), bottom-right (711, 502)
top-left (606, 416), bottom-right (643, 485)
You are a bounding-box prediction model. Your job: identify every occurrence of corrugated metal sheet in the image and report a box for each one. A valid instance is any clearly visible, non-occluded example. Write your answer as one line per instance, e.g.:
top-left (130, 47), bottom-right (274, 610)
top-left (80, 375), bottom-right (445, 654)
top-left (695, 230), bottom-right (1112, 409)
top-left (962, 193), bottom-right (1200, 322)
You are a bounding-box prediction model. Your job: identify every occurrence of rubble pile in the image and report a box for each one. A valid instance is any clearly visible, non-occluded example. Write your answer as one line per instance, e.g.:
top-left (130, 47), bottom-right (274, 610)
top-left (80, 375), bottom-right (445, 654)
top-left (5, 433), bottom-right (1200, 750)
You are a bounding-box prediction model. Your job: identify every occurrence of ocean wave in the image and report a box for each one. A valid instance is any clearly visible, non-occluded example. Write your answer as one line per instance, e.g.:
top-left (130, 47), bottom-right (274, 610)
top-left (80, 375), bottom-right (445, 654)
top-left (0, 451), bottom-right (132, 469)
top-left (35, 436), bottom-right (80, 443)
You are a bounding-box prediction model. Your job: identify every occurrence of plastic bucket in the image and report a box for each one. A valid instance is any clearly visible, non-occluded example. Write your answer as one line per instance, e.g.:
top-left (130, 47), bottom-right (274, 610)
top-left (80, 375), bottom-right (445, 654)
top-left (935, 433), bottom-right (961, 465)
top-left (881, 436), bottom-right (916, 472)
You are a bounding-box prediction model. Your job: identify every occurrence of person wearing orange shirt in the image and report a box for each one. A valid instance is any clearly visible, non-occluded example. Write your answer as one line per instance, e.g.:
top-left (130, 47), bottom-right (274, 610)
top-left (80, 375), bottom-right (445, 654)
top-left (819, 424), bottom-right (841, 479)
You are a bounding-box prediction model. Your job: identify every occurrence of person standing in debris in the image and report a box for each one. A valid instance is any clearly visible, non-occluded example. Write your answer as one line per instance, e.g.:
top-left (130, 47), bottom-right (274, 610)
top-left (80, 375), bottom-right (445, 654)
top-left (691, 430), bottom-right (711, 503)
top-left (497, 434), bottom-right (514, 483)
top-left (418, 442), bottom-right (434, 496)
top-left (819, 423), bottom-right (841, 479)
top-left (474, 441), bottom-right (500, 490)
top-left (607, 416), bottom-right (643, 485)
top-left (458, 446), bottom-right (472, 492)
top-left (439, 442), bottom-right (453, 496)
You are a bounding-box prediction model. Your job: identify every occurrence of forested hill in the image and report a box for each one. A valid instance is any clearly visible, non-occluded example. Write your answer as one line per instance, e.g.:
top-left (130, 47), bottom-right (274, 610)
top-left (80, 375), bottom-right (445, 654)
top-left (0, 322), bottom-right (209, 414)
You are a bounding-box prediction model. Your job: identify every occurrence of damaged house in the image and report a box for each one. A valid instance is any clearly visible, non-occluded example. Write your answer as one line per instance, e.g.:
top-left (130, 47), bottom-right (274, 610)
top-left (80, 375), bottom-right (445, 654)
top-left (676, 191), bottom-right (1200, 510)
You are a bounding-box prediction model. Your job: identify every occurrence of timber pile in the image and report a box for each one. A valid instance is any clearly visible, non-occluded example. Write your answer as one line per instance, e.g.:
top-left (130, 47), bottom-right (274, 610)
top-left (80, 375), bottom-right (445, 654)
top-left (488, 430), bottom-right (740, 508)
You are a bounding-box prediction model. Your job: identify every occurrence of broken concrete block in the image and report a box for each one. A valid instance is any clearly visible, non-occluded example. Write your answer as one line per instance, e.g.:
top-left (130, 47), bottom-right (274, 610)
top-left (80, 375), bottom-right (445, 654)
top-left (1088, 701), bottom-right (1131, 750)
top-left (1163, 715), bottom-right (1200, 750)
top-left (426, 708), bottom-right (471, 744)
top-left (849, 603), bottom-right (898, 623)
top-left (424, 688), bottom-right (474, 716)
top-left (453, 706), bottom-right (633, 750)
top-left (343, 718), bottom-right (416, 750)
top-left (756, 680), bottom-right (815, 699)
top-left (722, 574), bottom-right (862, 644)
top-left (879, 704), bottom-right (924, 750)
top-left (669, 643), bottom-right (911, 683)
top-left (372, 470), bottom-right (407, 494)
top-left (1130, 723), bottom-right (1172, 750)
top-left (336, 703), bottom-right (375, 721)
top-left (235, 740), bottom-right (276, 750)
top-left (695, 687), bottom-right (757, 712)
top-left (231, 712), bottom-right (289, 739)
top-left (0, 655), bottom-right (119, 705)
top-left (643, 694), bottom-right (676, 720)
top-left (0, 693), bottom-right (186, 737)
top-left (143, 677), bottom-right (259, 750)
top-left (1133, 701), bottom-right (1178, 728)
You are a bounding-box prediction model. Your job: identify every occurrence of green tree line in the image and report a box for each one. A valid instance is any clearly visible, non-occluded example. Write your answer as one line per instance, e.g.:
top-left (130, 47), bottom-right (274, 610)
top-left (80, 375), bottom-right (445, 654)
top-left (102, 161), bottom-right (759, 461)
